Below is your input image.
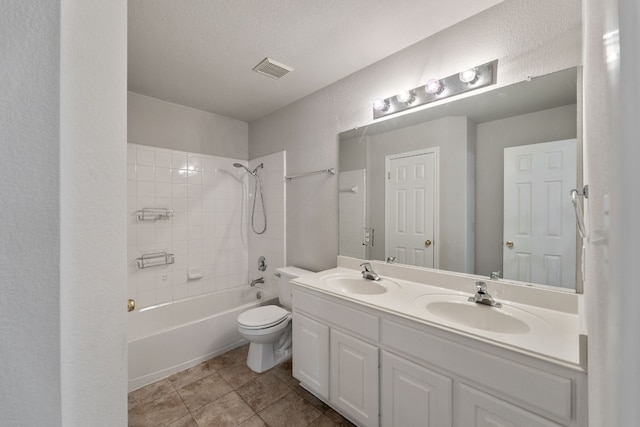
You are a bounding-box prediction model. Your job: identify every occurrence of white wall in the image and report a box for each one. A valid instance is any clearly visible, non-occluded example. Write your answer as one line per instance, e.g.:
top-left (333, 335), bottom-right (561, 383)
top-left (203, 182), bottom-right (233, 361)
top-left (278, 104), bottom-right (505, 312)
top-left (1, 2), bottom-right (62, 424)
top-left (128, 92), bottom-right (249, 159)
top-left (249, 0), bottom-right (582, 272)
top-left (1, 0), bottom-right (128, 425)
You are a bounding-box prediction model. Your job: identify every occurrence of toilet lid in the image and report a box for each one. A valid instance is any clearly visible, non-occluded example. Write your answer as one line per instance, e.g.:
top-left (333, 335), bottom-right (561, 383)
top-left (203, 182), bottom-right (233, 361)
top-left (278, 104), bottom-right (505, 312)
top-left (237, 306), bottom-right (289, 329)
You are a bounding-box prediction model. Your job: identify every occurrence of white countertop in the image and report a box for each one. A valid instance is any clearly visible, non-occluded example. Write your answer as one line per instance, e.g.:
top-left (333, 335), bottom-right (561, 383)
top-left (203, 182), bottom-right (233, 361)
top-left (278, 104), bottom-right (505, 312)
top-left (292, 260), bottom-right (584, 371)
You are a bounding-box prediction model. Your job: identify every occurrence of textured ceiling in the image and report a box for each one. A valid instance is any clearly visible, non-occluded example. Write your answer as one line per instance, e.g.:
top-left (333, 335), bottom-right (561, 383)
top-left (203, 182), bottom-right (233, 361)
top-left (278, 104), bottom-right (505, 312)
top-left (128, 0), bottom-right (505, 122)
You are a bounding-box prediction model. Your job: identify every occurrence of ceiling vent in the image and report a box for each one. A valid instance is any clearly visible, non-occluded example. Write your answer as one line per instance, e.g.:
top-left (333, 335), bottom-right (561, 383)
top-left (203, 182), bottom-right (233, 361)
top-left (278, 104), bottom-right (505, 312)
top-left (252, 57), bottom-right (293, 79)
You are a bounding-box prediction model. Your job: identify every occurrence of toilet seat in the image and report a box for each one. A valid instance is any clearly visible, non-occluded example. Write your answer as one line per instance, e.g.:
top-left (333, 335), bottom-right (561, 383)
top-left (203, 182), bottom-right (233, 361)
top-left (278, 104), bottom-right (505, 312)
top-left (237, 305), bottom-right (290, 330)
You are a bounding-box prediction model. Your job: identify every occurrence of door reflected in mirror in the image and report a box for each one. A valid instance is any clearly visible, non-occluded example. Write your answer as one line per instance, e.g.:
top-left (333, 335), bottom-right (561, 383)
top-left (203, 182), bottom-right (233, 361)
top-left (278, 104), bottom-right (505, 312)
top-left (338, 67), bottom-right (582, 292)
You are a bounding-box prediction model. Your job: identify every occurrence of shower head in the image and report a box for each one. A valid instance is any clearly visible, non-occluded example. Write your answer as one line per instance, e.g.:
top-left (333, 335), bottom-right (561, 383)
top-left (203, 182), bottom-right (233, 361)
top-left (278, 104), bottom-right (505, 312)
top-left (233, 163), bottom-right (263, 176)
top-left (233, 163), bottom-right (255, 175)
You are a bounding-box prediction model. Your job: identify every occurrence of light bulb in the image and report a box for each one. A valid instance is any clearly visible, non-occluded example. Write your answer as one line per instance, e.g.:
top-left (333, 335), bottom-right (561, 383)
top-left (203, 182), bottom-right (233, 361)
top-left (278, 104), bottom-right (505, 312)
top-left (459, 67), bottom-right (478, 84)
top-left (373, 98), bottom-right (389, 112)
top-left (425, 78), bottom-right (443, 95)
top-left (396, 91), bottom-right (415, 104)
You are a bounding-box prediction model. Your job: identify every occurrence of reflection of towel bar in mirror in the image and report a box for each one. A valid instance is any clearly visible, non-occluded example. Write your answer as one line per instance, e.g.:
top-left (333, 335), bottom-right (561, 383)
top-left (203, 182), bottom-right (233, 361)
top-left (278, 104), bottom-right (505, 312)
top-left (136, 252), bottom-right (175, 269)
top-left (135, 208), bottom-right (174, 221)
top-left (285, 168), bottom-right (336, 181)
top-left (571, 185), bottom-right (589, 239)
top-left (339, 185), bottom-right (358, 193)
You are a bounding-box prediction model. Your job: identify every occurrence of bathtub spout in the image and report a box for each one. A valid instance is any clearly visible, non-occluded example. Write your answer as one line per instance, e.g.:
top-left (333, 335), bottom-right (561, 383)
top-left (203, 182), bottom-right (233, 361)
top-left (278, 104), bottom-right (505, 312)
top-left (250, 277), bottom-right (264, 287)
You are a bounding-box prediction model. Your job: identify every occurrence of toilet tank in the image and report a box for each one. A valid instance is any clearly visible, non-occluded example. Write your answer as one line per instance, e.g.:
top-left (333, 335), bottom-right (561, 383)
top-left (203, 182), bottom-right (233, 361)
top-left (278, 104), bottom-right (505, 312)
top-left (276, 266), bottom-right (313, 308)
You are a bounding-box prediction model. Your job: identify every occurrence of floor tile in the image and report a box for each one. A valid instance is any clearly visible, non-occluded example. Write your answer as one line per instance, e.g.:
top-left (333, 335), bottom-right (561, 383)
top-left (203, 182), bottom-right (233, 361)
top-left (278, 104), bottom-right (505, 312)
top-left (169, 359), bottom-right (219, 389)
top-left (176, 372), bottom-right (234, 412)
top-left (128, 390), bottom-right (190, 427)
top-left (191, 391), bottom-right (255, 427)
top-left (294, 385), bottom-right (330, 412)
top-left (217, 359), bottom-right (260, 389)
top-left (258, 391), bottom-right (323, 427)
top-left (324, 408), bottom-right (356, 427)
top-left (308, 414), bottom-right (340, 427)
top-left (235, 372), bottom-right (292, 412)
top-left (236, 414), bottom-right (268, 427)
top-left (207, 344), bottom-right (250, 370)
top-left (128, 377), bottom-right (175, 411)
top-left (270, 359), bottom-right (299, 389)
top-left (167, 414), bottom-right (198, 427)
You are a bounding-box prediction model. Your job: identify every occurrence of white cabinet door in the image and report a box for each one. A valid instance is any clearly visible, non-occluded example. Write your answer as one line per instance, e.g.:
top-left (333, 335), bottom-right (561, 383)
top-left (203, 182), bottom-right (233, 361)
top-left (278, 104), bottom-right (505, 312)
top-left (330, 329), bottom-right (379, 427)
top-left (292, 313), bottom-right (329, 400)
top-left (457, 384), bottom-right (564, 427)
top-left (381, 351), bottom-right (452, 427)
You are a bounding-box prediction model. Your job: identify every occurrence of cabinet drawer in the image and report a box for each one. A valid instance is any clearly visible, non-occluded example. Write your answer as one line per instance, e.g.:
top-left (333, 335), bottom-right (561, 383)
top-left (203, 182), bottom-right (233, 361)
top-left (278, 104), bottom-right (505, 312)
top-left (458, 384), bottom-right (563, 427)
top-left (382, 320), bottom-right (573, 421)
top-left (293, 289), bottom-right (379, 342)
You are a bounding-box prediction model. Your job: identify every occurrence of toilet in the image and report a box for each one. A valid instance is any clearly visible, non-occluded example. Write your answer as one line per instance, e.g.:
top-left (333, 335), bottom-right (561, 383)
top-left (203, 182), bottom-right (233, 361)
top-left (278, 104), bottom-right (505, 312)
top-left (237, 266), bottom-right (312, 373)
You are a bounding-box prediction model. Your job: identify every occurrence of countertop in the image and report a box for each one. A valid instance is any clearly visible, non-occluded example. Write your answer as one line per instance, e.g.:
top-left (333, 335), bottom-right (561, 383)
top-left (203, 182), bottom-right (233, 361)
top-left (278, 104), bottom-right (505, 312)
top-left (291, 261), bottom-right (585, 371)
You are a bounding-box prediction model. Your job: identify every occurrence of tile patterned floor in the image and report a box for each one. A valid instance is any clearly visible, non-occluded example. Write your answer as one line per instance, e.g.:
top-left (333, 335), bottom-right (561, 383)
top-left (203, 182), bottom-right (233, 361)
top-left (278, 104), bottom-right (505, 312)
top-left (128, 345), bottom-right (356, 427)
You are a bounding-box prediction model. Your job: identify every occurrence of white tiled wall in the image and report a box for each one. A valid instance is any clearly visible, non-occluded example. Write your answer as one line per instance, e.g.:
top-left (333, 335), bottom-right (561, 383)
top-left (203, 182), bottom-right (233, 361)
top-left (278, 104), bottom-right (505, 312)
top-left (127, 143), bottom-right (251, 308)
top-left (339, 169), bottom-right (366, 259)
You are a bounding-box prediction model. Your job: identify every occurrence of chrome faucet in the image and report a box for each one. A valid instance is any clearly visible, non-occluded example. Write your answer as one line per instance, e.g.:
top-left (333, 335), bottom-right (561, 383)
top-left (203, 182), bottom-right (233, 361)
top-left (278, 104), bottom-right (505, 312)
top-left (468, 281), bottom-right (502, 308)
top-left (360, 262), bottom-right (381, 281)
top-left (386, 257), bottom-right (396, 264)
top-left (250, 277), bottom-right (264, 287)
top-left (490, 270), bottom-right (502, 280)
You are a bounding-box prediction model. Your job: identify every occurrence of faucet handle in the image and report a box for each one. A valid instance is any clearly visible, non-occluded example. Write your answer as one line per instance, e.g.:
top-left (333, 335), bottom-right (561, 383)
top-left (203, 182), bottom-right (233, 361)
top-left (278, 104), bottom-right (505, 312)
top-left (360, 262), bottom-right (372, 272)
top-left (475, 281), bottom-right (487, 293)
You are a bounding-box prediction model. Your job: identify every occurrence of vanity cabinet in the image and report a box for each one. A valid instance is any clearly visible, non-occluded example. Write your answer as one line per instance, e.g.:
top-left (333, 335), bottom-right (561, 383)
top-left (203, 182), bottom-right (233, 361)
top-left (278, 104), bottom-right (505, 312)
top-left (292, 313), bottom-right (329, 400)
top-left (381, 350), bottom-right (452, 426)
top-left (330, 329), bottom-right (379, 427)
top-left (291, 286), bottom-right (586, 427)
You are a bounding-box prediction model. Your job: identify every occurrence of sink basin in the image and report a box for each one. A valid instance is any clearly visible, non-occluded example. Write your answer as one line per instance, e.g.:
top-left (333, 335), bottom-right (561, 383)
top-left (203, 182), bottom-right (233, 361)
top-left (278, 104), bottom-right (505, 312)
top-left (320, 275), bottom-right (400, 295)
top-left (415, 294), bottom-right (549, 334)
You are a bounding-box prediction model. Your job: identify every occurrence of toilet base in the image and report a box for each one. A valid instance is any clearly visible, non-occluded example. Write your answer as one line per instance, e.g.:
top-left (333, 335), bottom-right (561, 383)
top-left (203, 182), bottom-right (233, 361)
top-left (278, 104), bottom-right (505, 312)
top-left (246, 326), bottom-right (292, 373)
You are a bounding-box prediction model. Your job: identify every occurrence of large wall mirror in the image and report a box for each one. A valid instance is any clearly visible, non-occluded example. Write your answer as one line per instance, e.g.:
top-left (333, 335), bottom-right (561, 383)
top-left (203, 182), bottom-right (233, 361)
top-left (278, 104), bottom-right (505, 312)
top-left (338, 67), bottom-right (582, 292)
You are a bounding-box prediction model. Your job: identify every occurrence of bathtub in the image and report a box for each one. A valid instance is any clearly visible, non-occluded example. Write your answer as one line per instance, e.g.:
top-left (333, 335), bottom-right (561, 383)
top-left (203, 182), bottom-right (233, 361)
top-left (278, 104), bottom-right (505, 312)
top-left (128, 287), bottom-right (277, 391)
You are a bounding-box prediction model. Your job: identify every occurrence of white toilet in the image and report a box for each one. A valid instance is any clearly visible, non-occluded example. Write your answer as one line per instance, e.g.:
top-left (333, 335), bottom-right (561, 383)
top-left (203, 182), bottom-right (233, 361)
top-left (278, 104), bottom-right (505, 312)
top-left (237, 266), bottom-right (311, 373)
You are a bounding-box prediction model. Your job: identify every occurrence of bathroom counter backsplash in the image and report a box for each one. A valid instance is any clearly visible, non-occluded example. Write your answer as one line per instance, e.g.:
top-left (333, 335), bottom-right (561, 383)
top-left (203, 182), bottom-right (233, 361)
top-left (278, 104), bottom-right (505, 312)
top-left (291, 256), bottom-right (583, 370)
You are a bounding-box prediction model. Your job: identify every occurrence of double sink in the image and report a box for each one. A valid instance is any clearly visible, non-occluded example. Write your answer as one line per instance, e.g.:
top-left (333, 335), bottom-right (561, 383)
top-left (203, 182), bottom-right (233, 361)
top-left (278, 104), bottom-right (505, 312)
top-left (319, 272), bottom-right (549, 336)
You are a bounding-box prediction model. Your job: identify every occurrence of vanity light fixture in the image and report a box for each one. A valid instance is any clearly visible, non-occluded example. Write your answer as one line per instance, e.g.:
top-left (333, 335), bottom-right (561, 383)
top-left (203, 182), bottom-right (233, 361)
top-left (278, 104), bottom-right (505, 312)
top-left (424, 78), bottom-right (444, 95)
top-left (373, 98), bottom-right (390, 112)
top-left (396, 90), bottom-right (415, 104)
top-left (372, 60), bottom-right (497, 119)
top-left (459, 67), bottom-right (478, 84)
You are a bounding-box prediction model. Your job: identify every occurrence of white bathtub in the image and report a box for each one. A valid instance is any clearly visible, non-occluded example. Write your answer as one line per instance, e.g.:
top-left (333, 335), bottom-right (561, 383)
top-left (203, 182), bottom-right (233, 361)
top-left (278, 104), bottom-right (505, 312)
top-left (128, 287), bottom-right (277, 391)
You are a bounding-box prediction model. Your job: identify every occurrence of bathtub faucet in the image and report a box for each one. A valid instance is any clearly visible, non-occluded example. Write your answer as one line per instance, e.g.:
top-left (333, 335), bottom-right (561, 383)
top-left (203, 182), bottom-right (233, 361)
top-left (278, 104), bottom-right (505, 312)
top-left (250, 277), bottom-right (264, 287)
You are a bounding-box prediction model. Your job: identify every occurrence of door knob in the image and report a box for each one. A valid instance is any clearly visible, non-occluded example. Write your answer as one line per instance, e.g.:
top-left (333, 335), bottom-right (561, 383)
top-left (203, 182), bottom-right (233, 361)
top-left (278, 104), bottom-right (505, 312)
top-left (127, 299), bottom-right (135, 312)
top-left (505, 241), bottom-right (514, 249)
top-left (425, 240), bottom-right (432, 247)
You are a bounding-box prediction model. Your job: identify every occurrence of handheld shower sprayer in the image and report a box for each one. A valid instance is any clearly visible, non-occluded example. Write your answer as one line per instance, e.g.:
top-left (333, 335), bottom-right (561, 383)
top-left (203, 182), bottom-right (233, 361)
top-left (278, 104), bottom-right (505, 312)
top-left (232, 162), bottom-right (267, 234)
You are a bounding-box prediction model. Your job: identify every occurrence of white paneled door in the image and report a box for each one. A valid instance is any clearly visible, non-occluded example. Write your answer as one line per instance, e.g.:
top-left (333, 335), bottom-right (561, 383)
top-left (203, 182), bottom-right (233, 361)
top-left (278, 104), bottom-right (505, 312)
top-left (503, 139), bottom-right (577, 288)
top-left (386, 149), bottom-right (438, 268)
